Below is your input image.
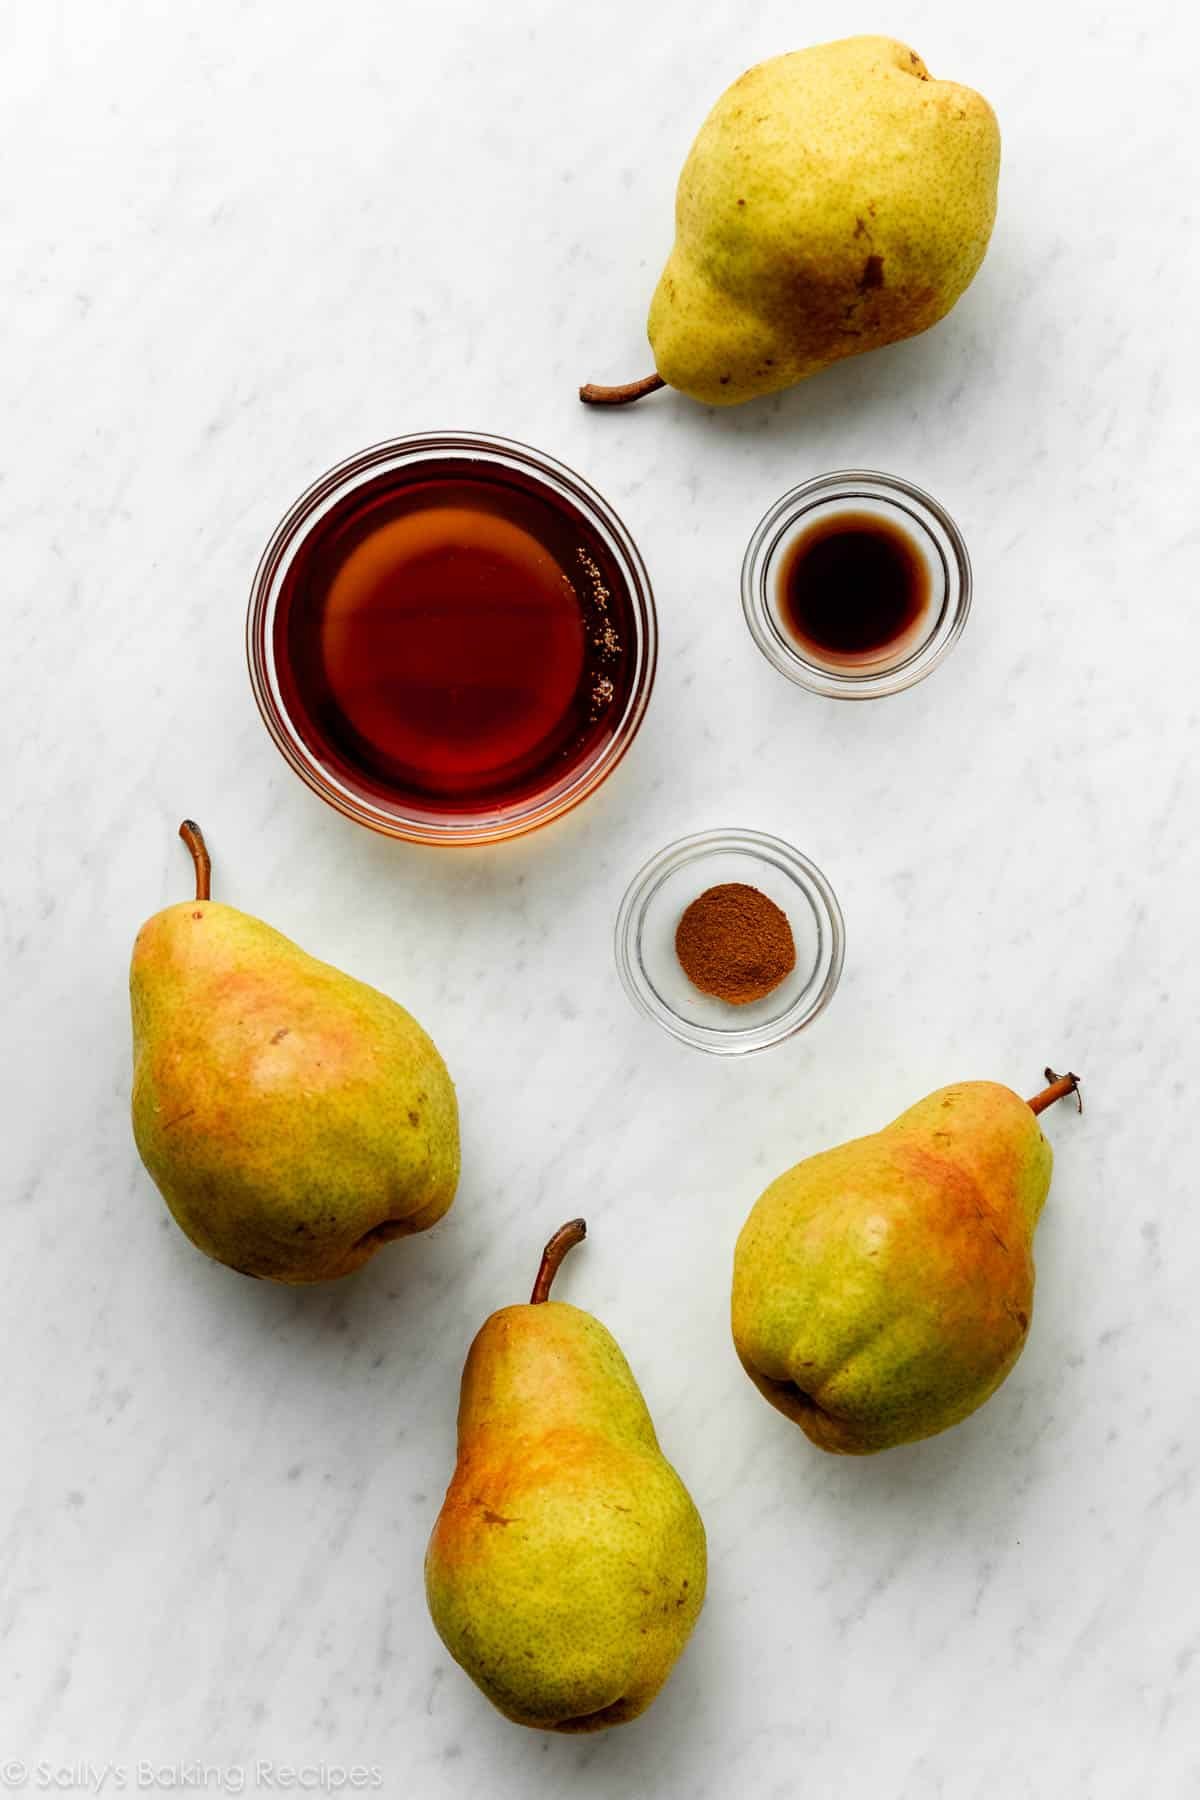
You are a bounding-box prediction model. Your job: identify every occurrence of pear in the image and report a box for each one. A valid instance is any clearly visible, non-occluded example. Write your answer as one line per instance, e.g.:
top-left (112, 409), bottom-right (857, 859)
top-left (130, 820), bottom-right (459, 1282)
top-left (425, 1220), bottom-right (706, 1732)
top-left (731, 1072), bottom-right (1082, 1453)
top-left (581, 36), bottom-right (1000, 408)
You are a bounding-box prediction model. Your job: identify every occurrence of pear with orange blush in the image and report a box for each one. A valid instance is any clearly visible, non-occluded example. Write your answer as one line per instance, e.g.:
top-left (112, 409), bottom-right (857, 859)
top-left (732, 1072), bottom-right (1082, 1453)
top-left (130, 820), bottom-right (459, 1282)
top-left (426, 1222), bottom-right (706, 1731)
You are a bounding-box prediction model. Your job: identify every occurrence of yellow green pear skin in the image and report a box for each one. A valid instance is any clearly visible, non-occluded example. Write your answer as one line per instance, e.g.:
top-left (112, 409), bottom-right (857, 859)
top-left (130, 849), bottom-right (459, 1284)
top-left (425, 1255), bottom-right (706, 1731)
top-left (648, 36), bottom-right (1001, 406)
top-left (732, 1084), bottom-right (1055, 1453)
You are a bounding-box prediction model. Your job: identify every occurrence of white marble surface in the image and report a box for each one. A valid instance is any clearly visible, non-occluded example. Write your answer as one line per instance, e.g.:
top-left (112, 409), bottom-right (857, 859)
top-left (4, 2), bottom-right (1198, 1793)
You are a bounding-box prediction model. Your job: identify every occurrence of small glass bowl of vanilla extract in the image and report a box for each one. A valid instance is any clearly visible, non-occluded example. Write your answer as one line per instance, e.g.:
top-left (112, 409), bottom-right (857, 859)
top-left (741, 470), bottom-right (971, 699)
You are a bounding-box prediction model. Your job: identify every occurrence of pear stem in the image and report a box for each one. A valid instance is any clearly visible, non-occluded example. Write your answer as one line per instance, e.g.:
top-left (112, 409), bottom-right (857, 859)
top-left (1028, 1068), bottom-right (1082, 1116)
top-left (530, 1219), bottom-right (587, 1303)
top-left (579, 374), bottom-right (665, 407)
top-left (178, 819), bottom-right (212, 902)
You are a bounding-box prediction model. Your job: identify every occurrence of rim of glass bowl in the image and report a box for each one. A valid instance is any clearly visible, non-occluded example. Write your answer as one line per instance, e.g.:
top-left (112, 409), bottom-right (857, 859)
top-left (246, 431), bottom-right (658, 846)
top-left (740, 468), bottom-right (972, 700)
top-left (613, 828), bottom-right (846, 1056)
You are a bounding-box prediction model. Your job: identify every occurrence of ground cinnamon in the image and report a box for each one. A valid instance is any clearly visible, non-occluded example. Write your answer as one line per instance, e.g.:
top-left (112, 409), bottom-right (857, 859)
top-left (675, 883), bottom-right (796, 1005)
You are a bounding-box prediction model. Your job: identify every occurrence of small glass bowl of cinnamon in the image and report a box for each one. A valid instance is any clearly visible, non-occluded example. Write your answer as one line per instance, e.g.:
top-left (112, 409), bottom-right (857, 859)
top-left (614, 829), bottom-right (845, 1055)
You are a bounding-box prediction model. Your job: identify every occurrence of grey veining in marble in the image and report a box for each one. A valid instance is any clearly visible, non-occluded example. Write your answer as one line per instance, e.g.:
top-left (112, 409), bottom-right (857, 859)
top-left (3, 1), bottom-right (1199, 1794)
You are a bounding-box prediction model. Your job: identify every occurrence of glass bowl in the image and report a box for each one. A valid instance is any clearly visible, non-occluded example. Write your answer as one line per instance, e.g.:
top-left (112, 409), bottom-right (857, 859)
top-left (614, 829), bottom-right (845, 1055)
top-left (741, 469), bottom-right (971, 699)
top-left (246, 432), bottom-right (657, 845)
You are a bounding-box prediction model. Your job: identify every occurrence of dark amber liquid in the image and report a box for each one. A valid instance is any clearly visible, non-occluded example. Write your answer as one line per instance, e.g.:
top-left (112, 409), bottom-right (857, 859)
top-left (778, 511), bottom-right (931, 667)
top-left (273, 460), bottom-right (636, 817)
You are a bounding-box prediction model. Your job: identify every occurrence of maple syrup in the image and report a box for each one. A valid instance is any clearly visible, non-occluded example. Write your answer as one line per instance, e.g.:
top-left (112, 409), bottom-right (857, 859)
top-left (272, 459), bottom-right (637, 816)
top-left (777, 510), bottom-right (931, 667)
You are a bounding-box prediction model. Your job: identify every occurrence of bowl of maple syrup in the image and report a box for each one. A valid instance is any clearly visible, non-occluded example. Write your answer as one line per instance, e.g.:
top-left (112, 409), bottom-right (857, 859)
top-left (741, 470), bottom-right (971, 699)
top-left (247, 434), bottom-right (657, 844)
